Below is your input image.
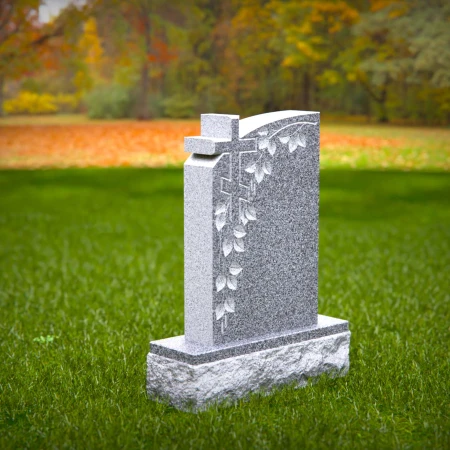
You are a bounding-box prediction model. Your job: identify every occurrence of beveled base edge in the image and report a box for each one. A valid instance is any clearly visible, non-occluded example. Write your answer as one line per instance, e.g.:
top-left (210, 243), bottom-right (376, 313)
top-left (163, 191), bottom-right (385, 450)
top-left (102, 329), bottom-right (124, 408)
top-left (150, 314), bottom-right (348, 365)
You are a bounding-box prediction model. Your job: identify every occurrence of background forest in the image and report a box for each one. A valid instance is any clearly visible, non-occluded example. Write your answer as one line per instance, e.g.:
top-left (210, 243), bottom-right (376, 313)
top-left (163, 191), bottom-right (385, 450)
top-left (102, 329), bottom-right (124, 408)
top-left (1, 0), bottom-right (449, 124)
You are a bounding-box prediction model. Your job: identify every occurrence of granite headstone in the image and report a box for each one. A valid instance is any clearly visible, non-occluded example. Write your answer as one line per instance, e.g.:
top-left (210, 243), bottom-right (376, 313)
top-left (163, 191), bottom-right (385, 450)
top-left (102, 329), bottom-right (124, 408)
top-left (147, 111), bottom-right (350, 410)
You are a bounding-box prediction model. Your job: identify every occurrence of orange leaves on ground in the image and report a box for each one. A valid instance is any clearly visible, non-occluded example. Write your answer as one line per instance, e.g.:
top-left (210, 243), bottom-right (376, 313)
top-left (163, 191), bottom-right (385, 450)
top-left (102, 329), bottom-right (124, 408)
top-left (321, 133), bottom-right (403, 150)
top-left (0, 121), bottom-right (200, 169)
top-left (0, 120), bottom-right (448, 170)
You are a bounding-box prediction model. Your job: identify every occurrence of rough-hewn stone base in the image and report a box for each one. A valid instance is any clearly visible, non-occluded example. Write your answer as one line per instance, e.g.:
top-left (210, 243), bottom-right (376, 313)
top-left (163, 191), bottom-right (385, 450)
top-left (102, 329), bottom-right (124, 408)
top-left (147, 331), bottom-right (350, 411)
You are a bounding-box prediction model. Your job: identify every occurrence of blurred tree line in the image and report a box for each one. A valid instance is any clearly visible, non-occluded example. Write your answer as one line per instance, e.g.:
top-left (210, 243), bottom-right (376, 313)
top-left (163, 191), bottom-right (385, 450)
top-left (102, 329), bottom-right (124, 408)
top-left (1, 0), bottom-right (449, 123)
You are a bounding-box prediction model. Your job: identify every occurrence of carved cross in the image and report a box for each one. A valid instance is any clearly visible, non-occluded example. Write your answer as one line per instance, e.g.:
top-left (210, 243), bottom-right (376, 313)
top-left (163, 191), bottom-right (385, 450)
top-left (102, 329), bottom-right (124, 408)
top-left (220, 146), bottom-right (255, 227)
top-left (184, 114), bottom-right (257, 227)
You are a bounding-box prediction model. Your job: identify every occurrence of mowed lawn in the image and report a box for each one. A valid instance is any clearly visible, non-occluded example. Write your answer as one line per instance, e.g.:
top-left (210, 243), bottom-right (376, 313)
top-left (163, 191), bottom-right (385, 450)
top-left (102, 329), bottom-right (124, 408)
top-left (0, 165), bottom-right (449, 449)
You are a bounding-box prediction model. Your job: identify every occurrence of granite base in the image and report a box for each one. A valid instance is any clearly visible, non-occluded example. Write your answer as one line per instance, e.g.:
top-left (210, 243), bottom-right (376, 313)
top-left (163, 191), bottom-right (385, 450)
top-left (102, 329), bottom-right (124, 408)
top-left (147, 316), bottom-right (350, 411)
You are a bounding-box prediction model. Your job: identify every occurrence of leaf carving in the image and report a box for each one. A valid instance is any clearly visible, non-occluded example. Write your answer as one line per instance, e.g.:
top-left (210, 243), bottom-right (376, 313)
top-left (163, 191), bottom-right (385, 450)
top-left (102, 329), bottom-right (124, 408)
top-left (215, 303), bottom-right (225, 320)
top-left (225, 297), bottom-right (235, 313)
top-left (215, 212), bottom-right (226, 231)
top-left (223, 237), bottom-right (232, 257)
top-left (298, 133), bottom-right (306, 147)
top-left (229, 261), bottom-right (242, 276)
top-left (279, 135), bottom-right (290, 144)
top-left (233, 224), bottom-right (246, 238)
top-left (268, 140), bottom-right (276, 156)
top-left (258, 137), bottom-right (269, 150)
top-left (216, 274), bottom-right (226, 292)
top-left (245, 164), bottom-right (256, 174)
top-left (289, 134), bottom-right (298, 152)
top-left (215, 203), bottom-right (227, 215)
top-left (245, 205), bottom-right (257, 221)
top-left (258, 128), bottom-right (268, 136)
top-left (263, 160), bottom-right (272, 175)
top-left (227, 275), bottom-right (238, 290)
top-left (240, 209), bottom-right (249, 226)
top-left (255, 164), bottom-right (264, 183)
top-left (234, 238), bottom-right (245, 252)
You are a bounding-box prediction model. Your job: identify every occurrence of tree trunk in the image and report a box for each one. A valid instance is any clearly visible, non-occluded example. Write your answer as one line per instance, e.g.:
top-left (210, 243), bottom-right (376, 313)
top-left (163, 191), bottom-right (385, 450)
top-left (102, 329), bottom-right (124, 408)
top-left (302, 71), bottom-right (310, 110)
top-left (137, 8), bottom-right (152, 120)
top-left (377, 85), bottom-right (388, 123)
top-left (0, 74), bottom-right (4, 117)
top-left (357, 75), bottom-right (389, 123)
top-left (291, 69), bottom-right (300, 109)
top-left (401, 80), bottom-right (408, 119)
top-left (365, 94), bottom-right (372, 123)
top-left (138, 62), bottom-right (150, 120)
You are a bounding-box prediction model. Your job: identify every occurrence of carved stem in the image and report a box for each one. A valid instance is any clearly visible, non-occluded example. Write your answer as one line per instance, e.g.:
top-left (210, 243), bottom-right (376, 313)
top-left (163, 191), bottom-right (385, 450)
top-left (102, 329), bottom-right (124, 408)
top-left (268, 121), bottom-right (317, 139)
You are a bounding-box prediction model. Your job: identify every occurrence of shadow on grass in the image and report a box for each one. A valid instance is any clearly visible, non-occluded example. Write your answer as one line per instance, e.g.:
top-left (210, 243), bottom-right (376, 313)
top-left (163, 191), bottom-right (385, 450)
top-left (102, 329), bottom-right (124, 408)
top-left (0, 167), bottom-right (449, 222)
top-left (0, 167), bottom-right (183, 197)
top-left (320, 169), bottom-right (450, 221)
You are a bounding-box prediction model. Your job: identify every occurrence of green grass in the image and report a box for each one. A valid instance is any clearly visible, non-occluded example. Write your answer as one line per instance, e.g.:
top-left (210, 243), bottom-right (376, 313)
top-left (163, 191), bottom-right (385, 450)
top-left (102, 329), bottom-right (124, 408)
top-left (0, 168), bottom-right (449, 449)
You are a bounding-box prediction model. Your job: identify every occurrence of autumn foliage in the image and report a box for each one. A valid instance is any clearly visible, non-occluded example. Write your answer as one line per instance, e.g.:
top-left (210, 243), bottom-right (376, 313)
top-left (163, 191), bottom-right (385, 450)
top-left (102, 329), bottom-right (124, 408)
top-left (1, 0), bottom-right (449, 123)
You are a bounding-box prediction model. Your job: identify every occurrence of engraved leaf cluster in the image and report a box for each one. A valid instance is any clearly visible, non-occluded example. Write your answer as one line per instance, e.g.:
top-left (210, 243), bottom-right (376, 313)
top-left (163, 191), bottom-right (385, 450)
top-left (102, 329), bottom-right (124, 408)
top-left (214, 201), bottom-right (246, 325)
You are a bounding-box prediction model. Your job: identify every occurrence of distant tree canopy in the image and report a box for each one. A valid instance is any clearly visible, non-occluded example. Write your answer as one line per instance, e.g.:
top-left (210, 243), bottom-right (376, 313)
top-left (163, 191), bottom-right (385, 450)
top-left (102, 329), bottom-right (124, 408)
top-left (0, 0), bottom-right (87, 115)
top-left (1, 0), bottom-right (449, 123)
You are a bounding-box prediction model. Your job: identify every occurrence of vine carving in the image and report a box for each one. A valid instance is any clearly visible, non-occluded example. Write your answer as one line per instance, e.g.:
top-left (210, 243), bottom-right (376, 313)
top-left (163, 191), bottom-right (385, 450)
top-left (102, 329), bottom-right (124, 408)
top-left (214, 121), bottom-right (317, 333)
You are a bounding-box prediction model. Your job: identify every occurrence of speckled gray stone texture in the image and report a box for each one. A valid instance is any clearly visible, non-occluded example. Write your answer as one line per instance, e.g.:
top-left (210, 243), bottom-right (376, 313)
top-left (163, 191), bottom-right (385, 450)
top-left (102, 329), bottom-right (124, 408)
top-left (152, 314), bottom-right (347, 365)
top-left (147, 331), bottom-right (350, 411)
top-left (201, 114), bottom-right (239, 140)
top-left (184, 155), bottom-right (216, 345)
top-left (184, 111), bottom-right (320, 346)
top-left (184, 114), bottom-right (240, 156)
top-left (184, 137), bottom-right (230, 156)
